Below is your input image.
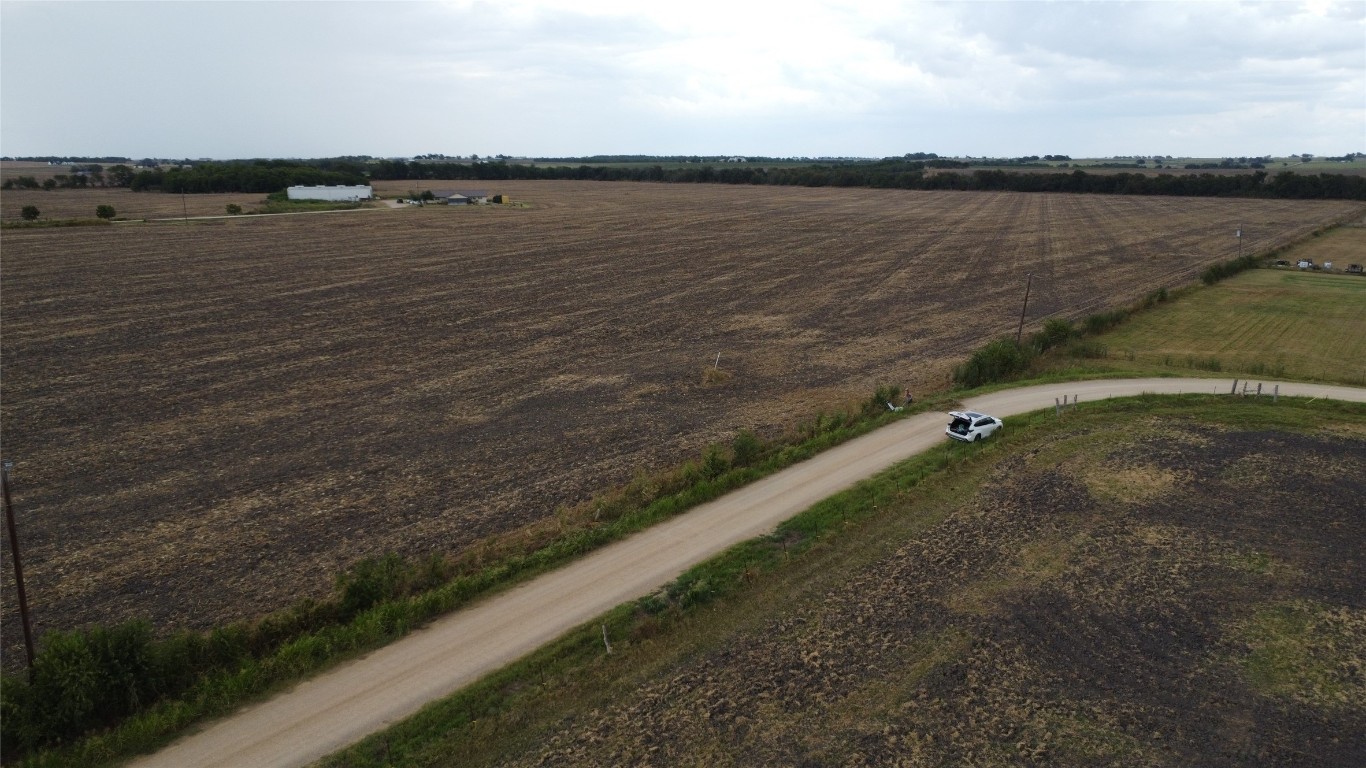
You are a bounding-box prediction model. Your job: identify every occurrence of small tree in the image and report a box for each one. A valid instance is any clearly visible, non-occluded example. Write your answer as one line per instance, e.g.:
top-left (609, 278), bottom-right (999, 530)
top-left (225, 204), bottom-right (242, 215)
top-left (21, 205), bottom-right (40, 221)
top-left (95, 205), bottom-right (116, 220)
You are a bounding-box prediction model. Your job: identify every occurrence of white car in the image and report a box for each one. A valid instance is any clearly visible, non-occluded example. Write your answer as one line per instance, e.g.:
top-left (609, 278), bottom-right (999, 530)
top-left (946, 411), bottom-right (1003, 442)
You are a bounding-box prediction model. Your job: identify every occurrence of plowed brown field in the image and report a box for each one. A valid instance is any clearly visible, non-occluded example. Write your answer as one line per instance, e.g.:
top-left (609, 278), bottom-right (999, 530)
top-left (1, 182), bottom-right (1360, 665)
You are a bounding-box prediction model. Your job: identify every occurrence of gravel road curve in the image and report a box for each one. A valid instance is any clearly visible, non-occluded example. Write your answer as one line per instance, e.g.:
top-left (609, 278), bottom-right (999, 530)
top-left (129, 378), bottom-right (1366, 768)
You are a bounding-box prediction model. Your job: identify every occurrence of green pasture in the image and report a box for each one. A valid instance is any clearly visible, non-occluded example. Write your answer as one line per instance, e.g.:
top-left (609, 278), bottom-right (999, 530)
top-left (1048, 261), bottom-right (1366, 386)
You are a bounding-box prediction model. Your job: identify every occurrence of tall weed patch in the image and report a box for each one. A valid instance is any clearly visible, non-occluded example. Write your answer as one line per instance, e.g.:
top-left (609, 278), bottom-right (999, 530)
top-left (953, 338), bottom-right (1035, 388)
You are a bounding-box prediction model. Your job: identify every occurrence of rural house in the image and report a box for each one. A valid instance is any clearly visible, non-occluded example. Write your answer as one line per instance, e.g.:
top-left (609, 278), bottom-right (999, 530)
top-left (433, 190), bottom-right (491, 205)
top-left (286, 184), bottom-right (373, 202)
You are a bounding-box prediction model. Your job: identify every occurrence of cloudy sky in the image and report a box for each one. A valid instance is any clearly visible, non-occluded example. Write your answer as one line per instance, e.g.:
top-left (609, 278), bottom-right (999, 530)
top-left (2, 0), bottom-right (1363, 159)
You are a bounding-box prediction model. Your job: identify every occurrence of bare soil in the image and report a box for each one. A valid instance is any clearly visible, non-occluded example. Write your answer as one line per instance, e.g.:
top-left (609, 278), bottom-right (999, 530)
top-left (511, 421), bottom-right (1366, 767)
top-left (1, 182), bottom-right (1360, 667)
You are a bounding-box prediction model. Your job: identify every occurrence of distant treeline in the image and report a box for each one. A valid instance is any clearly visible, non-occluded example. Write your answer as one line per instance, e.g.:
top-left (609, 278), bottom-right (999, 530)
top-left (4, 155), bottom-right (133, 163)
top-left (370, 158), bottom-right (1366, 200)
top-left (60, 156), bottom-right (1366, 200)
top-left (129, 160), bottom-right (367, 193)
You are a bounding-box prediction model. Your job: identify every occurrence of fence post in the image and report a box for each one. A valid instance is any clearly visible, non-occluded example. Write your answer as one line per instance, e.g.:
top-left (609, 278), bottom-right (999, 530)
top-left (1257, 383), bottom-right (1262, 396)
top-left (1231, 379), bottom-right (1239, 395)
top-left (1274, 384), bottom-right (1279, 403)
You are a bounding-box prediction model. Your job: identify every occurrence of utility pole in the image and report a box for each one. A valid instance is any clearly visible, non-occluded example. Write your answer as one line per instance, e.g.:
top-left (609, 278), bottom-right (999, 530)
top-left (2, 460), bottom-right (37, 680)
top-left (1016, 272), bottom-right (1033, 345)
top-left (1236, 224), bottom-right (1243, 260)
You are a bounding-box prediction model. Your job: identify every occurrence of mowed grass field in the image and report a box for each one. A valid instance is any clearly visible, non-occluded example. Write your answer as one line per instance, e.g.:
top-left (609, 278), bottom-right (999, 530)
top-left (0, 182), bottom-right (1361, 669)
top-left (321, 399), bottom-right (1366, 767)
top-left (1053, 226), bottom-right (1366, 384)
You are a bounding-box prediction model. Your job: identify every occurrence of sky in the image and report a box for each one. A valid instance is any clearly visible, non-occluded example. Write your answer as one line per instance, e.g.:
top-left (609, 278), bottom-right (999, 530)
top-left (2, 0), bottom-right (1363, 160)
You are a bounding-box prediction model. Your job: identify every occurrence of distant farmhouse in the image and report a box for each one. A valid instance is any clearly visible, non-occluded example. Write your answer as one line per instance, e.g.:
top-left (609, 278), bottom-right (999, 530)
top-left (286, 185), bottom-right (373, 202)
top-left (433, 190), bottom-right (491, 205)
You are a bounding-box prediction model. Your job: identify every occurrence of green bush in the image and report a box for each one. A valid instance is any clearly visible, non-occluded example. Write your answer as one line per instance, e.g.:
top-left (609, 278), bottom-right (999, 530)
top-left (861, 384), bottom-right (905, 417)
top-left (1083, 309), bottom-right (1128, 335)
top-left (95, 205), bottom-right (116, 220)
top-left (1141, 287), bottom-right (1169, 307)
top-left (700, 445), bottom-right (730, 480)
top-left (1030, 318), bottom-right (1074, 352)
top-left (1201, 253), bottom-right (1261, 285)
top-left (21, 205), bottom-right (40, 221)
top-left (337, 554), bottom-right (409, 622)
top-left (732, 430), bottom-right (762, 467)
top-left (0, 622), bottom-right (174, 760)
top-left (953, 338), bottom-right (1034, 388)
top-left (225, 204), bottom-right (243, 215)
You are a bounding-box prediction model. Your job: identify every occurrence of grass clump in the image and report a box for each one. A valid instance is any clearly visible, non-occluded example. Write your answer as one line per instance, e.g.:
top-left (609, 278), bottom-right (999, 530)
top-left (1235, 601), bottom-right (1365, 709)
top-left (953, 337), bottom-right (1035, 388)
top-left (1201, 252), bottom-right (1262, 286)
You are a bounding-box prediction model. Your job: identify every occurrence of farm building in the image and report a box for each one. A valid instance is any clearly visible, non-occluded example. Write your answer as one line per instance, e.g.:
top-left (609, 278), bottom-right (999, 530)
top-left (433, 190), bottom-right (491, 205)
top-left (286, 185), bottom-right (373, 202)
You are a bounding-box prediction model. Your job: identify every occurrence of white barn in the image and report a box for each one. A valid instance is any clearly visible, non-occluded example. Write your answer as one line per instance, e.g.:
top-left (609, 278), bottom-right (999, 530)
top-left (286, 185), bottom-right (373, 202)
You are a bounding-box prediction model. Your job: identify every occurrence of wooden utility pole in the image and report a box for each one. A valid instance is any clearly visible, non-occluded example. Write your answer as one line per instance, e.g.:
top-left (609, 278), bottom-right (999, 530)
top-left (1016, 273), bottom-right (1033, 344)
top-left (3, 460), bottom-right (37, 679)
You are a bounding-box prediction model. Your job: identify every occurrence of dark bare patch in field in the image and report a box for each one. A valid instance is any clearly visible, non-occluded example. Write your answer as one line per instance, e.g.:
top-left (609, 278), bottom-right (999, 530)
top-left (0, 182), bottom-right (1358, 668)
top-left (513, 425), bottom-right (1365, 767)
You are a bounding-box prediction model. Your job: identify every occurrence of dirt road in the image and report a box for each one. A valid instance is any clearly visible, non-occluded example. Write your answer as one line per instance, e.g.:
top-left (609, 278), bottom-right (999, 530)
top-left (130, 378), bottom-right (1366, 768)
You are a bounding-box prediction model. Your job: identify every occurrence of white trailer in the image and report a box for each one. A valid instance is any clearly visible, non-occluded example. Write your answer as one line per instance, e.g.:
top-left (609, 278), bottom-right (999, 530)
top-left (286, 185), bottom-right (373, 202)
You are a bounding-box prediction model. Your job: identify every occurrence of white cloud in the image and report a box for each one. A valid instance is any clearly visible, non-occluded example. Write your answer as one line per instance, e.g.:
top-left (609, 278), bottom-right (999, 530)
top-left (1, 0), bottom-right (1362, 157)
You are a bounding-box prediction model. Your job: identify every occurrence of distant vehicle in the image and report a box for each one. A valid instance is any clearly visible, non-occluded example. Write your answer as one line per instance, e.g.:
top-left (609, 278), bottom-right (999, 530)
top-left (1273, 260), bottom-right (1290, 267)
top-left (946, 411), bottom-right (1003, 442)
top-left (1348, 264), bottom-right (1364, 274)
top-left (1298, 259), bottom-right (1314, 270)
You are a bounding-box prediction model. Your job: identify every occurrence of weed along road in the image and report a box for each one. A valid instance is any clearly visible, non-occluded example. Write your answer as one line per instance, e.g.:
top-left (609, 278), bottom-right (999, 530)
top-left (131, 378), bottom-right (1366, 768)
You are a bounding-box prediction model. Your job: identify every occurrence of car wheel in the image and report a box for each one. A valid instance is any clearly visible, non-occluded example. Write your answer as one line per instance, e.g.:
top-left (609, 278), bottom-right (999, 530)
top-left (973, 433), bottom-right (981, 442)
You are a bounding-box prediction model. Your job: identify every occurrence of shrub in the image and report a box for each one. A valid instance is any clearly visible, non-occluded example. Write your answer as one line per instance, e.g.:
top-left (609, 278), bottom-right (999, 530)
top-left (953, 338), bottom-right (1034, 388)
top-left (225, 203), bottom-right (243, 215)
top-left (0, 621), bottom-right (170, 758)
top-left (863, 384), bottom-right (904, 417)
top-left (337, 554), bottom-right (409, 621)
top-left (732, 430), bottom-right (762, 467)
top-left (21, 205), bottom-right (40, 221)
top-left (700, 445), bottom-right (730, 480)
top-left (1084, 309), bottom-right (1128, 335)
top-left (1031, 318), bottom-right (1074, 352)
top-left (95, 205), bottom-right (116, 220)
top-left (1201, 253), bottom-right (1260, 285)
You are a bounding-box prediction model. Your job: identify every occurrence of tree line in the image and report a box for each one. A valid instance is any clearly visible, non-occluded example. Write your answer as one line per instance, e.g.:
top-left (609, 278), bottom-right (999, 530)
top-left (367, 158), bottom-right (1366, 200)
top-left (128, 161), bottom-right (367, 193)
top-left (8, 155), bottom-right (1362, 200)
